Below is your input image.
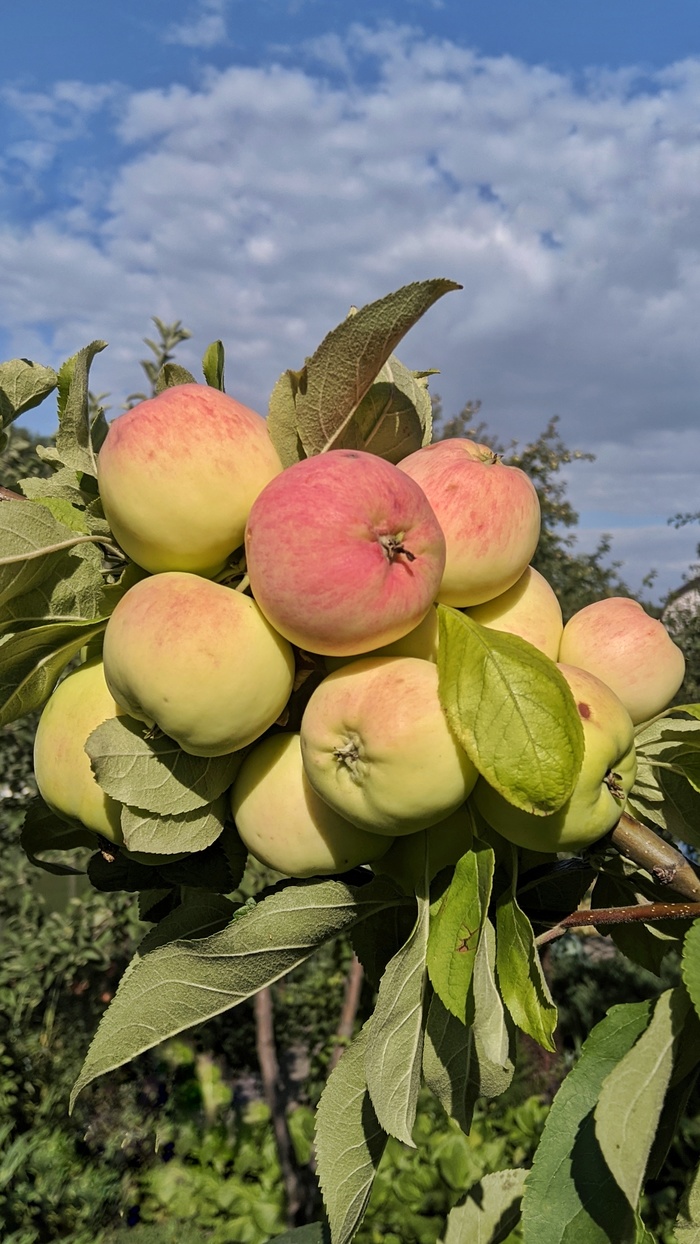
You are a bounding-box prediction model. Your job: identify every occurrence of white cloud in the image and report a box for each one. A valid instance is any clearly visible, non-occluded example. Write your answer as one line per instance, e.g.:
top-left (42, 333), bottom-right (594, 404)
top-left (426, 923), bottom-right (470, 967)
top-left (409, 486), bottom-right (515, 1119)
top-left (2, 25), bottom-right (700, 598)
top-left (164, 0), bottom-right (228, 49)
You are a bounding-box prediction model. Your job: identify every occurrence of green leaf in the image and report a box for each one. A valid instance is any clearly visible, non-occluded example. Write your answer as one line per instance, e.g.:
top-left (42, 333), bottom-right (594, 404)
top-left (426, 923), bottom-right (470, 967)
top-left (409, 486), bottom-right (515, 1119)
top-left (657, 765), bottom-right (700, 850)
top-left (645, 1065), bottom-right (699, 1180)
top-left (86, 716), bottom-right (244, 814)
top-left (326, 354), bottom-right (434, 463)
top-left (0, 541), bottom-right (106, 634)
top-left (20, 796), bottom-right (95, 875)
top-left (495, 845), bottom-right (557, 1050)
top-left (595, 986), bottom-right (688, 1210)
top-left (120, 797), bottom-right (226, 856)
top-left (137, 892), bottom-right (237, 956)
top-left (0, 618), bottom-right (107, 726)
top-left (427, 836), bottom-right (494, 1019)
top-left (365, 878), bottom-right (429, 1145)
top-left (351, 894), bottom-right (417, 989)
top-left (71, 875), bottom-right (402, 1106)
top-left (267, 371), bottom-right (306, 468)
top-left (422, 990), bottom-right (474, 1134)
top-left (0, 498), bottom-right (104, 611)
top-left (676, 1158), bottom-right (700, 1240)
top-left (87, 851), bottom-right (164, 894)
top-left (155, 363), bottom-right (197, 392)
top-left (442, 1168), bottom-right (527, 1244)
top-left (469, 917), bottom-right (515, 1098)
top-left (521, 1000), bottom-right (652, 1244)
top-left (437, 607), bottom-right (583, 814)
top-left (315, 1024), bottom-right (388, 1244)
top-left (292, 279), bottom-right (461, 456)
top-left (682, 920), bottom-right (700, 1021)
top-left (56, 341), bottom-right (108, 477)
top-left (0, 358), bottom-right (58, 428)
top-left (202, 340), bottom-right (225, 391)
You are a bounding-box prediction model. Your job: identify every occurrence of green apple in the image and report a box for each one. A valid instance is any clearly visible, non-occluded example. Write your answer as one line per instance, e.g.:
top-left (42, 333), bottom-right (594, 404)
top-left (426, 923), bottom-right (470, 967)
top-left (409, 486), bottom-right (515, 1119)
top-left (300, 656), bottom-right (478, 836)
top-left (473, 663), bottom-right (637, 851)
top-left (33, 659), bottom-right (125, 843)
top-left (231, 732), bottom-right (391, 877)
top-left (103, 572), bottom-right (295, 757)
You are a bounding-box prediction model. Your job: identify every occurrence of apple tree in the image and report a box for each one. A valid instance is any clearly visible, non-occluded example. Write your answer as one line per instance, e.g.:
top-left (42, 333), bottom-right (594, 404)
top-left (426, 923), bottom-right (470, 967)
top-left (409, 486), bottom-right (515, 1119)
top-left (2, 281), bottom-right (700, 1244)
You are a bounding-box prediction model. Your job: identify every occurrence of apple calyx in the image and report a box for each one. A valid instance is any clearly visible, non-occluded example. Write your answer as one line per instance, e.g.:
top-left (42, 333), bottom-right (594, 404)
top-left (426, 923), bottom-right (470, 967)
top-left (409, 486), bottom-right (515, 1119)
top-left (604, 769), bottom-right (626, 800)
top-left (333, 734), bottom-right (364, 782)
top-left (377, 532), bottom-right (416, 563)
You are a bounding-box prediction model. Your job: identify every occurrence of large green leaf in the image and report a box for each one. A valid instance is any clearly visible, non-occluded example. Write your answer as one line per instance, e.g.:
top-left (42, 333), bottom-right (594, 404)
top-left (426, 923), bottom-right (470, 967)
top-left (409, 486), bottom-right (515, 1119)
top-left (469, 917), bottom-right (515, 1098)
top-left (521, 1000), bottom-right (652, 1244)
top-left (427, 836), bottom-right (494, 1019)
top-left (422, 990), bottom-right (474, 1134)
top-left (0, 618), bottom-right (107, 726)
top-left (328, 355), bottom-right (434, 463)
top-left (120, 797), bottom-right (226, 856)
top-left (676, 1158), bottom-right (700, 1241)
top-left (495, 844), bottom-right (556, 1050)
top-left (442, 1169), bottom-right (527, 1244)
top-left (0, 498), bottom-right (104, 611)
top-left (86, 716), bottom-right (244, 814)
top-left (437, 607), bottom-right (583, 815)
top-left (136, 892), bottom-right (237, 956)
top-left (682, 920), bottom-right (700, 1022)
top-left (595, 986), bottom-right (688, 1211)
top-left (365, 883), bottom-right (429, 1145)
top-left (0, 358), bottom-right (57, 428)
top-left (0, 542), bottom-right (106, 634)
top-left (315, 1024), bottom-right (388, 1244)
top-left (20, 796), bottom-right (95, 875)
top-left (71, 875), bottom-right (402, 1106)
top-left (291, 279), bottom-right (460, 456)
top-left (55, 341), bottom-right (108, 476)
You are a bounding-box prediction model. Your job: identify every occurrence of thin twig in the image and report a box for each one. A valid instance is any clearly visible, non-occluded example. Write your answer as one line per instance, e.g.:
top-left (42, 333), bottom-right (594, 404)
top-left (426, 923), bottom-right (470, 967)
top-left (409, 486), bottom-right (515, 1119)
top-left (254, 987), bottom-right (303, 1226)
top-left (329, 954), bottom-right (364, 1072)
top-left (535, 900), bottom-right (700, 947)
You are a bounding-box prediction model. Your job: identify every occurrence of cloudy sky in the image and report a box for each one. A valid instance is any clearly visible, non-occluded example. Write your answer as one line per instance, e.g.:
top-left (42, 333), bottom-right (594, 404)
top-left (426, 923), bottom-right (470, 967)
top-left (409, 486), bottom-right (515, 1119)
top-left (2, 1), bottom-right (700, 600)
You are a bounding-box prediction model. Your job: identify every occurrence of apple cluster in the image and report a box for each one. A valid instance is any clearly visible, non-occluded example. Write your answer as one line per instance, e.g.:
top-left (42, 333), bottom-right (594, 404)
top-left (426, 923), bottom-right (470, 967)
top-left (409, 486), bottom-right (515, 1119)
top-left (32, 384), bottom-right (686, 877)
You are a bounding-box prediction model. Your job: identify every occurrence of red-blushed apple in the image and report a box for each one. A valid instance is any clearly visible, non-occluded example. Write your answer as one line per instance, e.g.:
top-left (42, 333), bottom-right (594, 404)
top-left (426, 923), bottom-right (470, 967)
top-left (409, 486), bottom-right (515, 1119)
top-left (244, 450), bottom-right (446, 657)
top-left (558, 597), bottom-right (686, 725)
top-left (97, 384), bottom-right (283, 576)
top-left (324, 605), bottom-right (440, 673)
top-left (33, 659), bottom-right (125, 843)
top-left (398, 438), bottom-right (541, 606)
top-left (300, 656), bottom-right (477, 835)
top-left (474, 663), bottom-right (637, 851)
top-left (231, 732), bottom-right (392, 878)
top-left (103, 572), bottom-right (295, 757)
top-left (464, 565), bottom-right (563, 659)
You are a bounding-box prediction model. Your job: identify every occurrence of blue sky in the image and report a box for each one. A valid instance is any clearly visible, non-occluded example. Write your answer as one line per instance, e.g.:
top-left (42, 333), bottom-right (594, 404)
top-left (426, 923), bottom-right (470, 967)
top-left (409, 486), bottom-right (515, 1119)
top-left (2, 0), bottom-right (700, 598)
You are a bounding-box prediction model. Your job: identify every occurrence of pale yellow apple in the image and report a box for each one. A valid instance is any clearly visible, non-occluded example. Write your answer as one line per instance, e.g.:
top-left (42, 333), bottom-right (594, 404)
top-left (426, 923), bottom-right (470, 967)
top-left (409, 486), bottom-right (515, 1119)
top-left (558, 597), bottom-right (685, 724)
top-left (98, 384), bottom-right (283, 576)
top-left (103, 572), bottom-right (295, 757)
top-left (324, 606), bottom-right (439, 674)
top-left (231, 732), bottom-right (391, 878)
top-left (473, 663), bottom-right (637, 851)
top-left (33, 659), bottom-right (125, 843)
top-left (300, 656), bottom-right (478, 835)
top-left (464, 566), bottom-right (563, 659)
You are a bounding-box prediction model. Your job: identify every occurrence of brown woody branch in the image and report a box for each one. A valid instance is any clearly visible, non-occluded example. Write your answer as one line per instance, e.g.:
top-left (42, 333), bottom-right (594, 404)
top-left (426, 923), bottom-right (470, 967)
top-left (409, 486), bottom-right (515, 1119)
top-left (610, 811), bottom-right (700, 901)
top-left (535, 900), bottom-right (700, 947)
top-left (0, 486), bottom-right (26, 502)
top-left (254, 987), bottom-right (304, 1226)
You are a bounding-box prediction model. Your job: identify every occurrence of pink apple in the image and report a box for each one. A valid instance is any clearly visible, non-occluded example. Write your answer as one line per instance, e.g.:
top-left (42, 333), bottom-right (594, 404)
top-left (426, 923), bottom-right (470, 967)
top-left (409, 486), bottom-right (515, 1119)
top-left (398, 438), bottom-right (541, 606)
top-left (464, 565), bottom-right (563, 659)
top-left (558, 597), bottom-right (686, 725)
top-left (98, 384), bottom-right (283, 576)
top-left (300, 656), bottom-right (477, 834)
top-left (245, 450), bottom-right (446, 656)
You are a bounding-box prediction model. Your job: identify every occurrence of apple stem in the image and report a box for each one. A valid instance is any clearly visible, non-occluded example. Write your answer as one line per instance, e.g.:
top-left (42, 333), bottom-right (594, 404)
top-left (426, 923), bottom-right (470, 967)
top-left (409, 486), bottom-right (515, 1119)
top-left (377, 533), bottom-right (416, 563)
